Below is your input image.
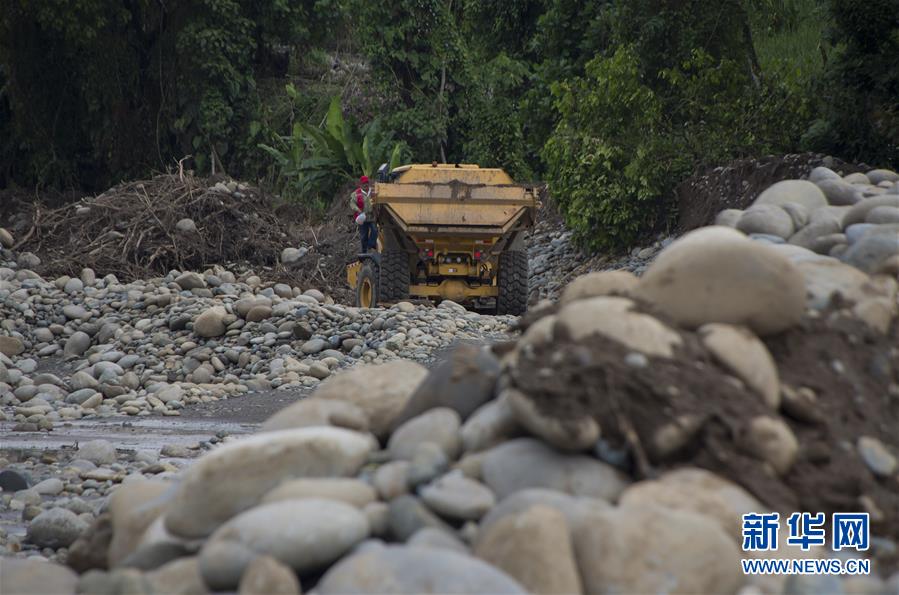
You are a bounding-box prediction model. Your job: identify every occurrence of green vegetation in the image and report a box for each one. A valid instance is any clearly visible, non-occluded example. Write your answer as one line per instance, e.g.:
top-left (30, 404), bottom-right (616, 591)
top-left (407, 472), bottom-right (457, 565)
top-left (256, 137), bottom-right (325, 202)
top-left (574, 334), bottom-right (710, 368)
top-left (1, 0), bottom-right (896, 250)
top-left (260, 95), bottom-right (408, 208)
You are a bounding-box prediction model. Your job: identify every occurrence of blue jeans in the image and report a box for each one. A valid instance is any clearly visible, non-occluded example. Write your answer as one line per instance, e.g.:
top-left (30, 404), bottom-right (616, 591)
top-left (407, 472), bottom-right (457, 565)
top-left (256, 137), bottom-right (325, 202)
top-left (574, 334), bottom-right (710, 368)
top-left (359, 221), bottom-right (377, 253)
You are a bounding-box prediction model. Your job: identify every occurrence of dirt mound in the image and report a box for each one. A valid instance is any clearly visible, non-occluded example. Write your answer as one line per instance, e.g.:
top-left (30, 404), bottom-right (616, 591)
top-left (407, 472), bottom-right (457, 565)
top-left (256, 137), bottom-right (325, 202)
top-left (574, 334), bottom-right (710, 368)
top-left (509, 304), bottom-right (899, 561)
top-left (675, 153), bottom-right (867, 232)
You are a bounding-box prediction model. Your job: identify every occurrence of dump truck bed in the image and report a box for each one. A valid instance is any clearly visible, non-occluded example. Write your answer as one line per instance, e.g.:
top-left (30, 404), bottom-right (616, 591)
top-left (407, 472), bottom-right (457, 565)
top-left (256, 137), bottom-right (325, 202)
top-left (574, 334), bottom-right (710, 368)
top-left (375, 164), bottom-right (538, 242)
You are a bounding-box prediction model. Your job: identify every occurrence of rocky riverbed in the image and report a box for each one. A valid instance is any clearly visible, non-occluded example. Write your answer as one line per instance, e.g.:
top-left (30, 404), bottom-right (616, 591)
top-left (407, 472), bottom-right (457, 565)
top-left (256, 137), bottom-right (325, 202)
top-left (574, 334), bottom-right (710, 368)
top-left (2, 165), bottom-right (899, 594)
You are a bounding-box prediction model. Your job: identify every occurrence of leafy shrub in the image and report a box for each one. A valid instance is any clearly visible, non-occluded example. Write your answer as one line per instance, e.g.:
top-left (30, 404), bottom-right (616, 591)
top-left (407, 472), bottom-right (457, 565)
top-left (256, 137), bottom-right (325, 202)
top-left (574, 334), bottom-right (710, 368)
top-left (260, 95), bottom-right (408, 208)
top-left (543, 47), bottom-right (674, 250)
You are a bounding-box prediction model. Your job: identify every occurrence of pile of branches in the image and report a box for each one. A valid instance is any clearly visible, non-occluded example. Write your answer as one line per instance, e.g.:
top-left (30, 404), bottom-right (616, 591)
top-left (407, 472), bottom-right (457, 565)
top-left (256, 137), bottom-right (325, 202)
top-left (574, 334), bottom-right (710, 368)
top-left (22, 173), bottom-right (295, 281)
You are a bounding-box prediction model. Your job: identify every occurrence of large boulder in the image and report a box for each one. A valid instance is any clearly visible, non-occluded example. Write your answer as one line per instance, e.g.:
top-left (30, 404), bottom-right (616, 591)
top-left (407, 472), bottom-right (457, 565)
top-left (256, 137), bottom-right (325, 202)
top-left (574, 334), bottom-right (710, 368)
top-left (815, 178), bottom-right (860, 206)
top-left (635, 227), bottom-right (806, 335)
top-left (261, 397), bottom-right (369, 433)
top-left (316, 544), bottom-right (526, 594)
top-left (559, 270), bottom-right (638, 304)
top-left (388, 408), bottom-right (462, 461)
top-left (262, 478), bottom-right (376, 508)
top-left (0, 558), bottom-right (78, 595)
top-left (313, 361), bottom-right (428, 438)
top-left (844, 196), bottom-right (899, 227)
top-left (27, 507), bottom-right (89, 548)
top-left (573, 505), bottom-right (744, 594)
top-left (556, 297), bottom-right (682, 358)
top-left (842, 225), bottom-right (899, 274)
top-left (108, 479), bottom-right (174, 567)
top-left (736, 205), bottom-right (794, 239)
top-left (208, 499), bottom-right (369, 575)
top-left (795, 258), bottom-right (875, 310)
top-left (193, 307), bottom-right (227, 338)
top-left (475, 505), bottom-right (583, 595)
top-left (481, 439), bottom-right (628, 502)
top-left (867, 169), bottom-right (899, 185)
top-left (164, 427), bottom-right (373, 538)
top-left (619, 468), bottom-right (764, 543)
top-left (699, 324), bottom-right (779, 409)
top-left (391, 344), bottom-right (500, 427)
top-left (753, 180), bottom-right (827, 210)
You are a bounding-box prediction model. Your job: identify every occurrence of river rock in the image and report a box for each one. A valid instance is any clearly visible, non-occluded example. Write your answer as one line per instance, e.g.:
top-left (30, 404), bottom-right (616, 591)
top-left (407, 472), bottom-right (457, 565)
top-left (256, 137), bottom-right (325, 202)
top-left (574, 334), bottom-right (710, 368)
top-left (0, 558), bottom-right (78, 595)
top-left (559, 270), bottom-right (638, 304)
top-left (145, 557), bottom-right (209, 595)
top-left (635, 226), bottom-right (806, 335)
top-left (198, 540), bottom-right (257, 592)
top-left (392, 344), bottom-right (500, 427)
top-left (238, 555), bottom-right (301, 595)
top-left (844, 196), bottom-right (899, 227)
top-left (809, 166), bottom-right (840, 183)
top-left (857, 436), bottom-right (897, 477)
top-left (420, 471), bottom-right (496, 521)
top-left (556, 296), bottom-right (682, 358)
top-left (108, 479), bottom-right (173, 567)
top-left (845, 172), bottom-right (871, 185)
top-left (175, 272), bottom-right (206, 290)
top-left (699, 324), bottom-right (779, 409)
top-left (408, 527), bottom-right (469, 553)
top-left (842, 226), bottom-right (899, 273)
top-left (194, 306), bottom-right (227, 338)
top-left (262, 477), bottom-right (376, 508)
top-left (481, 438), bottom-right (628, 501)
top-left (64, 331), bottom-right (91, 358)
top-left (619, 467), bottom-right (764, 543)
top-left (0, 336), bottom-right (25, 357)
top-left (867, 169), bottom-right (899, 185)
top-left (754, 180), bottom-right (827, 210)
top-left (788, 218), bottom-right (843, 250)
top-left (815, 178), bottom-right (860, 206)
top-left (866, 206), bottom-right (899, 224)
top-left (795, 258), bottom-right (874, 310)
top-left (479, 488), bottom-right (610, 534)
top-left (475, 505), bottom-right (583, 595)
top-left (209, 499), bottom-right (368, 575)
top-left (388, 495), bottom-right (455, 540)
top-left (460, 394), bottom-right (522, 453)
top-left (78, 439), bottom-right (117, 465)
top-left (0, 227), bottom-right (13, 248)
top-left (714, 209), bottom-right (742, 227)
top-left (736, 205), bottom-right (794, 239)
top-left (261, 397), bottom-right (369, 433)
top-left (316, 544), bottom-right (526, 594)
top-left (388, 407), bottom-right (461, 461)
top-left (744, 416), bottom-right (798, 475)
top-left (27, 507), bottom-right (89, 548)
top-left (506, 388), bottom-right (599, 451)
top-left (313, 360), bottom-right (428, 438)
top-left (165, 427), bottom-right (373, 538)
top-left (573, 504), bottom-right (743, 594)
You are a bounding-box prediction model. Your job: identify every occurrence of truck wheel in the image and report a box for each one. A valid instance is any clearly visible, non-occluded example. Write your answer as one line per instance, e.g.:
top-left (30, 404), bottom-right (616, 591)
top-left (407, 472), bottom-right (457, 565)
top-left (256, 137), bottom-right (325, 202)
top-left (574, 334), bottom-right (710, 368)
top-left (356, 261), bottom-right (379, 308)
top-left (497, 250), bottom-right (528, 315)
top-left (379, 251), bottom-right (410, 302)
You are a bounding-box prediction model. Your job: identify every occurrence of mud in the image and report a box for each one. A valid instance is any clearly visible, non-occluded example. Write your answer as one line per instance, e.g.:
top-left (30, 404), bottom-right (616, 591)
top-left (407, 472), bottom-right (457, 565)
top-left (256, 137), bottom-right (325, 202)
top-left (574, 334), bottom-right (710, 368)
top-left (511, 308), bottom-right (899, 559)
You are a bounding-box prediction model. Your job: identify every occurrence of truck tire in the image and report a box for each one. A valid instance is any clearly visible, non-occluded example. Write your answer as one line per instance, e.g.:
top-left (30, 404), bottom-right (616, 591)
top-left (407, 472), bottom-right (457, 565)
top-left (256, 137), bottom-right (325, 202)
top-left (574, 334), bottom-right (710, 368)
top-left (379, 251), bottom-right (410, 302)
top-left (497, 250), bottom-right (528, 315)
top-left (356, 260), bottom-right (379, 308)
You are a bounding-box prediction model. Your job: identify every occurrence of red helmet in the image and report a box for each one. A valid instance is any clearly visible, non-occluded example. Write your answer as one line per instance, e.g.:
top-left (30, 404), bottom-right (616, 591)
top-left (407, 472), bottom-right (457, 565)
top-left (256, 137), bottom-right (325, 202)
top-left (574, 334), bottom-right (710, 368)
top-left (359, 175), bottom-right (369, 184)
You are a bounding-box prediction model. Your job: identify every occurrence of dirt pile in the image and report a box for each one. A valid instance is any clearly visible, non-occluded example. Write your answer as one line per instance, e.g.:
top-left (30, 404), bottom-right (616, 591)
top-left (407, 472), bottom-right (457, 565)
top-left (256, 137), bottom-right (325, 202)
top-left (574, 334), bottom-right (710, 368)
top-left (511, 304), bottom-right (899, 546)
top-left (675, 152), bottom-right (867, 232)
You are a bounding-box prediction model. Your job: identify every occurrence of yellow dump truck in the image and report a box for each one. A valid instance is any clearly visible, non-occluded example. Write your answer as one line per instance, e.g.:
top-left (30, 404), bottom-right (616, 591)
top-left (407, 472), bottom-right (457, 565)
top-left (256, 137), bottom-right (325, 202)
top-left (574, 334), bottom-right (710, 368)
top-left (346, 164), bottom-right (538, 314)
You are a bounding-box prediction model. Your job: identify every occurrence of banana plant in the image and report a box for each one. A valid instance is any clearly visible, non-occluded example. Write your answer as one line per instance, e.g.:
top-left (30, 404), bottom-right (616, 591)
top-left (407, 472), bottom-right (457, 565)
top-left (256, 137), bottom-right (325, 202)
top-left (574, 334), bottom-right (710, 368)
top-left (261, 94), bottom-right (409, 206)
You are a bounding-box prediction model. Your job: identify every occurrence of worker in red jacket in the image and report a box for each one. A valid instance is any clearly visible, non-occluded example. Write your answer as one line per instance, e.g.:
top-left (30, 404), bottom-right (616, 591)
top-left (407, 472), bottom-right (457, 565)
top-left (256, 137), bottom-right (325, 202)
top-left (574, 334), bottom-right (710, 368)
top-left (350, 175), bottom-right (377, 253)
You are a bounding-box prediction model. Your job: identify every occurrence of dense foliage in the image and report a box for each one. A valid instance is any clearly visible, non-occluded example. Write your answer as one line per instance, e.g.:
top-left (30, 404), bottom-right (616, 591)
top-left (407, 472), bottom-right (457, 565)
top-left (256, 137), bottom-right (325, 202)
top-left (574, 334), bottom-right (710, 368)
top-left (1, 0), bottom-right (896, 251)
